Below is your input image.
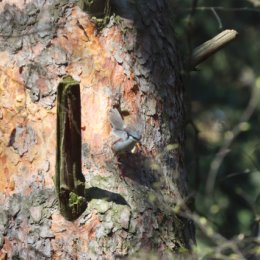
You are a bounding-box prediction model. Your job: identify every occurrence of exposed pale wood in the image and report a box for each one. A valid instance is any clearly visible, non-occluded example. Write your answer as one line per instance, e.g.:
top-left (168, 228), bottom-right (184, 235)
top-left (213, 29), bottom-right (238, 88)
top-left (191, 29), bottom-right (238, 67)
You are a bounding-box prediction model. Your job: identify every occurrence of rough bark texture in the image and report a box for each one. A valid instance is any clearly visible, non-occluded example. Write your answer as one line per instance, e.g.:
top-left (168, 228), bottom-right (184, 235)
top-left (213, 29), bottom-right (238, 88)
top-left (0, 0), bottom-right (193, 259)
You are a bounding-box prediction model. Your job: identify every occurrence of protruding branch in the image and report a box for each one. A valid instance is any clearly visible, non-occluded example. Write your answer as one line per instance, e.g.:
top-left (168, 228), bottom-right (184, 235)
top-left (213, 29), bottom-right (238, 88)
top-left (191, 29), bottom-right (238, 68)
top-left (56, 76), bottom-right (87, 221)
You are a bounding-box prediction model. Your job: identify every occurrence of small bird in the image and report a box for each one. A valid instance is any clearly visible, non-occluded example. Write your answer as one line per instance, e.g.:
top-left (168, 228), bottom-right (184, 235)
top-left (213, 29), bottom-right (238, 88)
top-left (109, 108), bottom-right (141, 155)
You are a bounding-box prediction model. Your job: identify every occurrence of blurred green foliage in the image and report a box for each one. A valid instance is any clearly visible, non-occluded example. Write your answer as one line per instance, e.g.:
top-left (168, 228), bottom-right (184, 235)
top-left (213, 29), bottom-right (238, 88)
top-left (174, 0), bottom-right (260, 258)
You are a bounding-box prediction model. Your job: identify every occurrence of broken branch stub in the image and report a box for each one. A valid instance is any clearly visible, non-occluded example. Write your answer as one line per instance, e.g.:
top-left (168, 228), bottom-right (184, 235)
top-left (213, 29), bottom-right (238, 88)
top-left (191, 29), bottom-right (238, 68)
top-left (55, 76), bottom-right (87, 221)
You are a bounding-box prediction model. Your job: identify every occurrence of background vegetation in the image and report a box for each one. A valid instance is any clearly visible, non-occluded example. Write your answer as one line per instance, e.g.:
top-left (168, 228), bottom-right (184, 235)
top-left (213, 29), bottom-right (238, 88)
top-left (175, 0), bottom-right (260, 258)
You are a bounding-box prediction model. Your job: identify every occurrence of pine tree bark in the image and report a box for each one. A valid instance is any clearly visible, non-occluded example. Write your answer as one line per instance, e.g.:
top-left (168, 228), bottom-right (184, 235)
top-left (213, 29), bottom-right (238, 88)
top-left (0, 1), bottom-right (194, 259)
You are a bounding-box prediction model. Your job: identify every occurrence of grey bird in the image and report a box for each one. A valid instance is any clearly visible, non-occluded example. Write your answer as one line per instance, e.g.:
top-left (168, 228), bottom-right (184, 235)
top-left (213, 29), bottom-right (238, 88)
top-left (109, 108), bottom-right (141, 154)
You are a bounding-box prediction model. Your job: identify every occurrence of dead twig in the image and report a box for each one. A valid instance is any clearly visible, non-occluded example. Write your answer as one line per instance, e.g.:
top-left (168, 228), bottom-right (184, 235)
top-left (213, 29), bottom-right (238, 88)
top-left (191, 29), bottom-right (238, 68)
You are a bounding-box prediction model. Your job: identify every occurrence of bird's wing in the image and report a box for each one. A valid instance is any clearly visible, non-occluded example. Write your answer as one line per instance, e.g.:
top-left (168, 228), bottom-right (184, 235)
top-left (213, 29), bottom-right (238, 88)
top-left (109, 108), bottom-right (124, 130)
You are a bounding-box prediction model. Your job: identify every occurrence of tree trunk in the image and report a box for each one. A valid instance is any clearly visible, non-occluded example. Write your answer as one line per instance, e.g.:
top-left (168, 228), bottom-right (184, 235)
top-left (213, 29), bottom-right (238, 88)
top-left (0, 1), bottom-right (194, 259)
